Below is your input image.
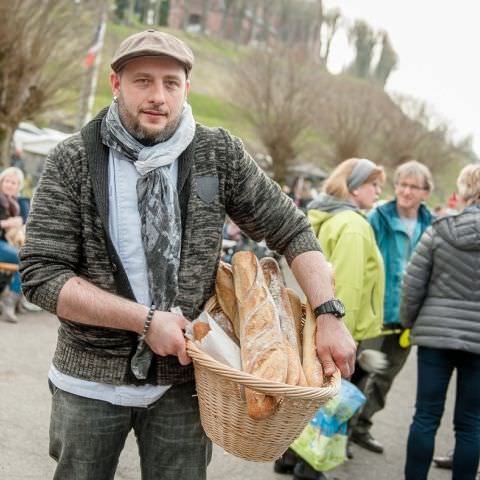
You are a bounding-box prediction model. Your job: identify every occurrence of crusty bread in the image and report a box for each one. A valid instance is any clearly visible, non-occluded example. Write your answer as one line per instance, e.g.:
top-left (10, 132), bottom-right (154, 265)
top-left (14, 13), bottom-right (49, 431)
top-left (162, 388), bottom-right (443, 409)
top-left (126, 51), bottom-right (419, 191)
top-left (302, 303), bottom-right (324, 387)
top-left (232, 251), bottom-right (288, 420)
top-left (261, 257), bottom-right (306, 386)
top-left (286, 287), bottom-right (304, 359)
top-left (204, 295), bottom-right (239, 344)
top-left (193, 322), bottom-right (211, 341)
top-left (215, 262), bottom-right (240, 339)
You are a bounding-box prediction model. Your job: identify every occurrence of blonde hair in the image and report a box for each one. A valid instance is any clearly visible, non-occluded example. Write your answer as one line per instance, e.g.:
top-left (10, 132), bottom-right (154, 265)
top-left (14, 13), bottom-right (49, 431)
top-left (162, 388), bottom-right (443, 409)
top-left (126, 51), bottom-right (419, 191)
top-left (0, 167), bottom-right (24, 192)
top-left (457, 164), bottom-right (480, 206)
top-left (394, 160), bottom-right (434, 192)
top-left (323, 158), bottom-right (386, 200)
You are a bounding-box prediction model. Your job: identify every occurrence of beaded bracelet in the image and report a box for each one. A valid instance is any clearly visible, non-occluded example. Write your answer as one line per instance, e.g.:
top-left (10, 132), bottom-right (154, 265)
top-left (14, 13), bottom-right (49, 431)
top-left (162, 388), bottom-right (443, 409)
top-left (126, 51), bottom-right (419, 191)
top-left (139, 304), bottom-right (156, 341)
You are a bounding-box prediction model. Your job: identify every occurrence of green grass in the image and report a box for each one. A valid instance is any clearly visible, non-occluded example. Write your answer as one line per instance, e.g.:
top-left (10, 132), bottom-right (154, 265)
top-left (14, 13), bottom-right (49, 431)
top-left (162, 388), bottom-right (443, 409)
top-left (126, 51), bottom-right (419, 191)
top-left (189, 91), bottom-right (250, 136)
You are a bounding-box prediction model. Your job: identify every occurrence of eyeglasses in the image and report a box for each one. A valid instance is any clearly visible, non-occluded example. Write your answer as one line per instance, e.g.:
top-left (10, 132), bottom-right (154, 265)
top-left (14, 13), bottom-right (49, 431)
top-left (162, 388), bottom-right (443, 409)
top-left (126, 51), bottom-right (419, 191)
top-left (396, 182), bottom-right (428, 192)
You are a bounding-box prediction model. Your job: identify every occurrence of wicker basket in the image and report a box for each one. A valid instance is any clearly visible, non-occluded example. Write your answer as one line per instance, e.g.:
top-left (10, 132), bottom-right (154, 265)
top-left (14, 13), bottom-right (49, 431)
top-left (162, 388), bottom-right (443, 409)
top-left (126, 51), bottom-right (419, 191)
top-left (187, 340), bottom-right (341, 462)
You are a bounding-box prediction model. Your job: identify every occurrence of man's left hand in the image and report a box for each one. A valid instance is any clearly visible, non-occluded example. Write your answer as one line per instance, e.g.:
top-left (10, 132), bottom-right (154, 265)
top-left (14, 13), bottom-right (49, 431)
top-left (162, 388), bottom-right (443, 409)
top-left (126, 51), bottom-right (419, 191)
top-left (315, 314), bottom-right (356, 378)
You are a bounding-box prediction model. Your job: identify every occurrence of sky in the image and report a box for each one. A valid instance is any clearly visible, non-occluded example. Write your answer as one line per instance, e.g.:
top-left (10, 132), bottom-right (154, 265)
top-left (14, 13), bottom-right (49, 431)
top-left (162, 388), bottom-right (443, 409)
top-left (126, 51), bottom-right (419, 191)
top-left (323, 0), bottom-right (480, 156)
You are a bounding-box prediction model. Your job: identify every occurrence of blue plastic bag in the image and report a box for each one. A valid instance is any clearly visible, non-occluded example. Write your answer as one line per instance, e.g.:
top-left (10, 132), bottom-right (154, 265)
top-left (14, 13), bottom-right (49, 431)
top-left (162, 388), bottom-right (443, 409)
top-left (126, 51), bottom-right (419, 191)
top-left (291, 379), bottom-right (366, 472)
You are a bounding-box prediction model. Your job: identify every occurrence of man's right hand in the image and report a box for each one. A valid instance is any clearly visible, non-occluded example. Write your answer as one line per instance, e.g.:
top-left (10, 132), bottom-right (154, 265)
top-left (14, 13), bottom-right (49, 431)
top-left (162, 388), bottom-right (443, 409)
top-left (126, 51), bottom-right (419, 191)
top-left (145, 312), bottom-right (191, 365)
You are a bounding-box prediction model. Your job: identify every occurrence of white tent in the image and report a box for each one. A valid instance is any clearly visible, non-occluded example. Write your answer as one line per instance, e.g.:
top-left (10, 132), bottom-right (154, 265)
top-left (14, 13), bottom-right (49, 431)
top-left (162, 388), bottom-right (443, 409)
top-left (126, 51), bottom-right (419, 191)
top-left (13, 122), bottom-right (73, 157)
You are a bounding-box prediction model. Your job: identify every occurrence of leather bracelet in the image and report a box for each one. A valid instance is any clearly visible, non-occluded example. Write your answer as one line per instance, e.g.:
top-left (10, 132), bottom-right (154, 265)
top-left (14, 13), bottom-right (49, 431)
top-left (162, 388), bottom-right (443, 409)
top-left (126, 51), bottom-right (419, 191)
top-left (139, 304), bottom-right (156, 341)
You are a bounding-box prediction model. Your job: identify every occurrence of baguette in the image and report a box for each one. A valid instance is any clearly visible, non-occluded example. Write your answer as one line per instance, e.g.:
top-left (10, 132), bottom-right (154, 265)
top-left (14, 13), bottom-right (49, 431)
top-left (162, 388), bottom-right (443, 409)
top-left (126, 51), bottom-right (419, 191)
top-left (302, 303), bottom-right (324, 387)
top-left (215, 262), bottom-right (240, 339)
top-left (261, 257), bottom-right (306, 386)
top-left (232, 251), bottom-right (288, 420)
top-left (285, 287), bottom-right (304, 358)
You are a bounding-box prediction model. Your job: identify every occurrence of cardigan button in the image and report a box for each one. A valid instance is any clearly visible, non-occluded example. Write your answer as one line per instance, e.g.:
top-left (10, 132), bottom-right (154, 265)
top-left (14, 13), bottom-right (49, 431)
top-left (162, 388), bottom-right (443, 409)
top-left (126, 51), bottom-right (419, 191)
top-left (111, 263), bottom-right (118, 273)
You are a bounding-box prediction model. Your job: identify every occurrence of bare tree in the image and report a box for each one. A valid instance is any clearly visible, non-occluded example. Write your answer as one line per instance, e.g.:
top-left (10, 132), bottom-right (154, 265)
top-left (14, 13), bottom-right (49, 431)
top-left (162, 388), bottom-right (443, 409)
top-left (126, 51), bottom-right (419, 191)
top-left (383, 95), bottom-right (464, 171)
top-left (231, 46), bottom-right (320, 182)
top-left (220, 0), bottom-right (235, 39)
top-left (200, 0), bottom-right (211, 34)
top-left (232, 0), bottom-right (248, 45)
top-left (315, 76), bottom-right (388, 163)
top-left (373, 31), bottom-right (398, 86)
top-left (346, 20), bottom-right (377, 79)
top-left (0, 0), bottom-right (99, 167)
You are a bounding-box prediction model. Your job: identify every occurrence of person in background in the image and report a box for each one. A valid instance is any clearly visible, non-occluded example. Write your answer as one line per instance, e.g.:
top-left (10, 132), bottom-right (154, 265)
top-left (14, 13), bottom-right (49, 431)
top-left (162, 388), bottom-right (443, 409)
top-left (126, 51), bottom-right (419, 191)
top-left (307, 158), bottom-right (385, 350)
top-left (275, 158), bottom-right (386, 480)
top-left (351, 160), bottom-right (434, 454)
top-left (0, 167), bottom-right (30, 323)
top-left (20, 29), bottom-right (355, 480)
top-left (400, 163), bottom-right (480, 480)
top-left (291, 176), bottom-right (315, 212)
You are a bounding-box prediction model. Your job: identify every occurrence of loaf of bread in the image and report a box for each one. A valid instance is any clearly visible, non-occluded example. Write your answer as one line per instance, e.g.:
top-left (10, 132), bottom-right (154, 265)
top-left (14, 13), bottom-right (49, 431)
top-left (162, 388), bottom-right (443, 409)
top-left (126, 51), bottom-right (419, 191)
top-left (215, 262), bottom-right (240, 339)
top-left (232, 251), bottom-right (288, 419)
top-left (204, 295), bottom-right (239, 344)
top-left (302, 303), bottom-right (324, 387)
top-left (285, 287), bottom-right (304, 359)
top-left (193, 322), bottom-right (211, 341)
top-left (260, 257), bottom-right (306, 386)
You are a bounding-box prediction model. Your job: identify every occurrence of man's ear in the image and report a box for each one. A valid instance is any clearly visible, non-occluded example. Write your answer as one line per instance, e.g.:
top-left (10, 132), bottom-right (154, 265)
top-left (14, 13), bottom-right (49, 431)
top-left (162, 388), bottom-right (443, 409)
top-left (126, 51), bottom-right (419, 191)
top-left (110, 71), bottom-right (121, 97)
top-left (185, 79), bottom-right (191, 97)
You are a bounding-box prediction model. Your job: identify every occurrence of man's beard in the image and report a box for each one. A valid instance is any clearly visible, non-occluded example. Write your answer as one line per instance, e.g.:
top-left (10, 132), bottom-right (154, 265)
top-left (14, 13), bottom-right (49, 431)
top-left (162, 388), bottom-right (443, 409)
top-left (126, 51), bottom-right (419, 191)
top-left (117, 98), bottom-right (182, 145)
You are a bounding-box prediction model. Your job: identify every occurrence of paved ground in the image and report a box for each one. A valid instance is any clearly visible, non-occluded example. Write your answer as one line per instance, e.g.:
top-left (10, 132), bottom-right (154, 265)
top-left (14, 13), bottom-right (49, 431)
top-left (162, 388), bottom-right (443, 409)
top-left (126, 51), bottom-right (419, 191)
top-left (1, 309), bottom-right (456, 480)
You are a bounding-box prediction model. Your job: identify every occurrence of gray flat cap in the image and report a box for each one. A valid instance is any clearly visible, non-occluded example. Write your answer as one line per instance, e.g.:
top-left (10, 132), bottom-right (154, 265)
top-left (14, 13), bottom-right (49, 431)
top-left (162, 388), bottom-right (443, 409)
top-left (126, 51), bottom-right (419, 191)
top-left (111, 29), bottom-right (194, 73)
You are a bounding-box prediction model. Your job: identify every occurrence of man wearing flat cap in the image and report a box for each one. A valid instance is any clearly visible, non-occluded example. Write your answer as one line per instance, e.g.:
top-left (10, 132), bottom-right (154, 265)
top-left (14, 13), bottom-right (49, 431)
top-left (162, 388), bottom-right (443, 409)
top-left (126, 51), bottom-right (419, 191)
top-left (20, 30), bottom-right (355, 479)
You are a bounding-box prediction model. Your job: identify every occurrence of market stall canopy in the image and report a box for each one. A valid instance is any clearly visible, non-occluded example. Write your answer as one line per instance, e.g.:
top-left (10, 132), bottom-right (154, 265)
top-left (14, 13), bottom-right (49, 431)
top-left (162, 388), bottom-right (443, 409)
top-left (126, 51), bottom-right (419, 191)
top-left (14, 122), bottom-right (73, 157)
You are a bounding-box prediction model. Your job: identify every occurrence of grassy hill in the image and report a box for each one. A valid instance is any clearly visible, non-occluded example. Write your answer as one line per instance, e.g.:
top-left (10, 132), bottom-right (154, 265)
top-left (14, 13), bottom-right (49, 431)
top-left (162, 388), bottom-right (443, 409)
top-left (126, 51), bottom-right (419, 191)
top-left (56, 22), bottom-right (466, 206)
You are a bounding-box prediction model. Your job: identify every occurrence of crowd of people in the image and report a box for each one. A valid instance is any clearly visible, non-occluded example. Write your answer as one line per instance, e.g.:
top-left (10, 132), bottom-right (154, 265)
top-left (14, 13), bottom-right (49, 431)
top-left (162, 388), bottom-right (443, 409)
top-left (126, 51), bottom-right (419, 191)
top-left (0, 166), bottom-right (41, 323)
top-left (2, 27), bottom-right (478, 480)
top-left (275, 159), bottom-right (480, 480)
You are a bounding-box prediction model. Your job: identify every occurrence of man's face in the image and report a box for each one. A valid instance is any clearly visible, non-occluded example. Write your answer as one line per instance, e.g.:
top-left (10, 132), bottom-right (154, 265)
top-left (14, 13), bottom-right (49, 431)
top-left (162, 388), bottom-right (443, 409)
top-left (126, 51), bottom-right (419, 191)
top-left (395, 174), bottom-right (429, 211)
top-left (110, 56), bottom-right (190, 144)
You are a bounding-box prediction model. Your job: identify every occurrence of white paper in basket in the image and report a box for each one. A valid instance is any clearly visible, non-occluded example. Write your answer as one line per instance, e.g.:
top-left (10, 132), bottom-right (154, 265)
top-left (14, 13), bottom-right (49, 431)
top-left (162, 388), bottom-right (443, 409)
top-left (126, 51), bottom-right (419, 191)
top-left (186, 311), bottom-right (241, 370)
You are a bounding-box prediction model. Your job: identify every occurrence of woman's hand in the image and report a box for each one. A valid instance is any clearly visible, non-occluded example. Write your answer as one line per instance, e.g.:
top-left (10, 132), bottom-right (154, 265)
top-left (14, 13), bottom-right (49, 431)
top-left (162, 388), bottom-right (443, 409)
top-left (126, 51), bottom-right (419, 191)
top-left (0, 216), bottom-right (23, 230)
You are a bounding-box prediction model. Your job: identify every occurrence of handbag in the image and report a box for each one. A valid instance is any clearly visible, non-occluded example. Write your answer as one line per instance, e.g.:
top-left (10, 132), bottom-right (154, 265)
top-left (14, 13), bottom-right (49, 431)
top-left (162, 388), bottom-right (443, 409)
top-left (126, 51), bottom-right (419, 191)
top-left (290, 379), bottom-right (366, 472)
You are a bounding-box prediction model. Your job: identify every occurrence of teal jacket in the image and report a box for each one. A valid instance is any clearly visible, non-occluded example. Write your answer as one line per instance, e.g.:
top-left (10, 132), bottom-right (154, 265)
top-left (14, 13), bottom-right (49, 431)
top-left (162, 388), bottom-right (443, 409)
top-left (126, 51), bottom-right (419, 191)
top-left (368, 200), bottom-right (433, 326)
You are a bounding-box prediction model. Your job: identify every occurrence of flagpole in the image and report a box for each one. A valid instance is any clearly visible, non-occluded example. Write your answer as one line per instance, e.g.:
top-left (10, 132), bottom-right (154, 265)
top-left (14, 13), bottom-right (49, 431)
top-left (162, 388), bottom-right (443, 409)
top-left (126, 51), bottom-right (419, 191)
top-left (77, 10), bottom-right (107, 129)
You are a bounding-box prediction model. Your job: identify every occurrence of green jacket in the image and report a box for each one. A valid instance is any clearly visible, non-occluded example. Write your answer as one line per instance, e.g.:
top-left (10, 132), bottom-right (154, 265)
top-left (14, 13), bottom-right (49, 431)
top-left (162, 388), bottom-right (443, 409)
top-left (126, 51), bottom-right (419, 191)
top-left (308, 197), bottom-right (384, 341)
top-left (20, 108), bottom-right (320, 386)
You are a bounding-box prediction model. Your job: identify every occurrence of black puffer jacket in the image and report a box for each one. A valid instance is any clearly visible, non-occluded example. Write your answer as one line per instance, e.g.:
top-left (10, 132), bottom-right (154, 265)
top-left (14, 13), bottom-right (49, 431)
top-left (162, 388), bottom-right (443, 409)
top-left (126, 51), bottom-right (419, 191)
top-left (400, 205), bottom-right (480, 354)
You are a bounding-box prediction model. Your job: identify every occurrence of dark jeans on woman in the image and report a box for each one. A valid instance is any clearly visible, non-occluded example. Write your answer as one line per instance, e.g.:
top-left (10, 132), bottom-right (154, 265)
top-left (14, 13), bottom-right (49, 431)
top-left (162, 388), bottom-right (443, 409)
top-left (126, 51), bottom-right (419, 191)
top-left (405, 346), bottom-right (480, 480)
top-left (48, 380), bottom-right (212, 480)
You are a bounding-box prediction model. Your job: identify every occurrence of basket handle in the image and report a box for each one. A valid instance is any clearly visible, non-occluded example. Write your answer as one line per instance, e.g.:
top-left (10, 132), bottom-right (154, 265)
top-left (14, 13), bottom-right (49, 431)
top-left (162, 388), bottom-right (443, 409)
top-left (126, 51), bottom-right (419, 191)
top-left (187, 340), bottom-right (341, 400)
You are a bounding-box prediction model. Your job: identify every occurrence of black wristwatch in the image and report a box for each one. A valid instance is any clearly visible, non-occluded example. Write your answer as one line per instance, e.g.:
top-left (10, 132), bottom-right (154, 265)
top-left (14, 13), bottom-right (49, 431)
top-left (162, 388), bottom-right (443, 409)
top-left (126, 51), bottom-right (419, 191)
top-left (314, 299), bottom-right (346, 319)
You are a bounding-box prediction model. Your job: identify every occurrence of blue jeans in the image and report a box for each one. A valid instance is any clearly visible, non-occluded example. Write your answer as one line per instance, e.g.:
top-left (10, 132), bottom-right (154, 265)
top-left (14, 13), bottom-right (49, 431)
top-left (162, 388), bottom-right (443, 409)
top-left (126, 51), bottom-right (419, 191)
top-left (405, 346), bottom-right (480, 480)
top-left (49, 380), bottom-right (212, 480)
top-left (0, 239), bottom-right (21, 295)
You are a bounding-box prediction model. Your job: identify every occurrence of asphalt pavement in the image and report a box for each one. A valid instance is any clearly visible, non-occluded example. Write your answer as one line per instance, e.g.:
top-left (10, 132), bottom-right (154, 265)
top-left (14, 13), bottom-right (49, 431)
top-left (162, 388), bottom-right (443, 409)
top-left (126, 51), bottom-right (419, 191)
top-left (1, 308), bottom-right (456, 480)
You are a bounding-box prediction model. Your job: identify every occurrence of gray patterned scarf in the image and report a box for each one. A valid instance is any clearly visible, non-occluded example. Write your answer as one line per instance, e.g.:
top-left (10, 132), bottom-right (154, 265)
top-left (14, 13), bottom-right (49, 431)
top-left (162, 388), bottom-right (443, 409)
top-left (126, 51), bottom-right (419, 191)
top-left (101, 101), bottom-right (196, 379)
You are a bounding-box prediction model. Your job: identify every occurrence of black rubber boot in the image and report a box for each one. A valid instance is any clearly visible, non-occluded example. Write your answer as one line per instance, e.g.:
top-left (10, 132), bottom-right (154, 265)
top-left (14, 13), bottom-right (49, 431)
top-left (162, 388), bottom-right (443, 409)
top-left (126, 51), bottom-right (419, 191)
top-left (293, 461), bottom-right (328, 480)
top-left (273, 448), bottom-right (299, 474)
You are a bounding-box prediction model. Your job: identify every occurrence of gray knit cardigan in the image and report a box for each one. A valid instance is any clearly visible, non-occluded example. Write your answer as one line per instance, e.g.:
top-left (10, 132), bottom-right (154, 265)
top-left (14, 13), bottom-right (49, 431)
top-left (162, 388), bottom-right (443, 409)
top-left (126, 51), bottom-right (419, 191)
top-left (20, 108), bottom-right (320, 385)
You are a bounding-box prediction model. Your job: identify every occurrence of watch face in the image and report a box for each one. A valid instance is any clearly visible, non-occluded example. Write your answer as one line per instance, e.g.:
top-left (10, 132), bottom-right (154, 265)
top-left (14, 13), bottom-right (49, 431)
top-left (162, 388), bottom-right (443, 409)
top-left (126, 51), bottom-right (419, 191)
top-left (333, 299), bottom-right (345, 316)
